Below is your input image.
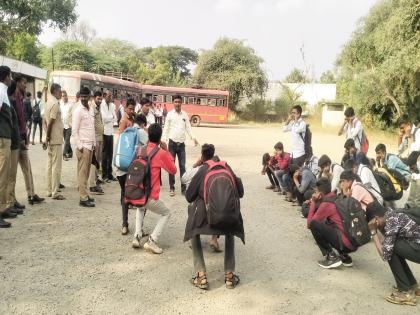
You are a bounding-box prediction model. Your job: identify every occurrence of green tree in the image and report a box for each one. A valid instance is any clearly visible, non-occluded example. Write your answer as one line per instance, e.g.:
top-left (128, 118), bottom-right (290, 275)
top-left (193, 38), bottom-right (268, 111)
top-left (5, 33), bottom-right (40, 65)
top-left (0, 0), bottom-right (77, 54)
top-left (319, 70), bottom-right (336, 84)
top-left (284, 68), bottom-right (308, 83)
top-left (336, 0), bottom-right (420, 127)
top-left (150, 46), bottom-right (198, 79)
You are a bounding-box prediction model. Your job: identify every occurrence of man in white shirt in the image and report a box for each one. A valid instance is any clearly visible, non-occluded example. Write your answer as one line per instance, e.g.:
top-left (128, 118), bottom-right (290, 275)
top-left (163, 94), bottom-right (198, 196)
top-left (338, 107), bottom-right (364, 151)
top-left (397, 114), bottom-right (420, 156)
top-left (283, 105), bottom-right (306, 166)
top-left (60, 90), bottom-right (73, 160)
top-left (100, 90), bottom-right (117, 182)
top-left (139, 97), bottom-right (155, 127)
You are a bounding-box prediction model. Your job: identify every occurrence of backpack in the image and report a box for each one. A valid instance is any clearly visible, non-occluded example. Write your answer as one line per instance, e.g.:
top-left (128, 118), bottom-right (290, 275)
top-left (323, 196), bottom-right (371, 248)
top-left (32, 100), bottom-right (41, 122)
top-left (397, 207), bottom-right (420, 225)
top-left (203, 160), bottom-right (240, 229)
top-left (300, 125), bottom-right (312, 157)
top-left (355, 129), bottom-right (369, 154)
top-left (372, 167), bottom-right (403, 201)
top-left (124, 145), bottom-right (160, 207)
top-left (385, 165), bottom-right (410, 190)
top-left (113, 127), bottom-right (139, 171)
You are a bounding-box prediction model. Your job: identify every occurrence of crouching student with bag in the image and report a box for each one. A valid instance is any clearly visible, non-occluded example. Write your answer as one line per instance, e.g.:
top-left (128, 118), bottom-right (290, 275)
top-left (307, 178), bottom-right (357, 269)
top-left (368, 207), bottom-right (420, 306)
top-left (184, 144), bottom-right (244, 290)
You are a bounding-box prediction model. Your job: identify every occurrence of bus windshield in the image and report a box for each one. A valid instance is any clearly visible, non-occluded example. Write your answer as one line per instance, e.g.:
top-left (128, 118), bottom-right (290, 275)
top-left (50, 75), bottom-right (80, 97)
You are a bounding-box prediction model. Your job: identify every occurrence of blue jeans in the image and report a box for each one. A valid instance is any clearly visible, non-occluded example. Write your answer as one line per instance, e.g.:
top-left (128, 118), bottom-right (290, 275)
top-left (168, 139), bottom-right (186, 191)
top-left (274, 169), bottom-right (288, 190)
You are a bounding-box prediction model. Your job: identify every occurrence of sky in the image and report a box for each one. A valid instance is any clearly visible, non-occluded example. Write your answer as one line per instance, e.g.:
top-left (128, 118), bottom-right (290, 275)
top-left (39, 0), bottom-right (379, 80)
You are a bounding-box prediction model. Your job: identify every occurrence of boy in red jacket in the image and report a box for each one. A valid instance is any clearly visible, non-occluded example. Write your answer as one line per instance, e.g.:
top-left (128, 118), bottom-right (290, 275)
top-left (307, 178), bottom-right (355, 269)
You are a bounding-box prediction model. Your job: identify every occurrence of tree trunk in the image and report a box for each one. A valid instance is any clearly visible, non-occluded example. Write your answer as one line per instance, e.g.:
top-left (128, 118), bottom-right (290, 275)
top-left (384, 87), bottom-right (402, 116)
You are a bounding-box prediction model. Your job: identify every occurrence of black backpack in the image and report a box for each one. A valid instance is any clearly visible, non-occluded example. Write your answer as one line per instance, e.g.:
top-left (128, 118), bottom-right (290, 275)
top-left (384, 163), bottom-right (410, 190)
top-left (32, 100), bottom-right (41, 122)
top-left (371, 168), bottom-right (403, 201)
top-left (124, 145), bottom-right (159, 207)
top-left (203, 160), bottom-right (240, 229)
top-left (300, 125), bottom-right (312, 157)
top-left (397, 207), bottom-right (420, 225)
top-left (323, 196), bottom-right (371, 248)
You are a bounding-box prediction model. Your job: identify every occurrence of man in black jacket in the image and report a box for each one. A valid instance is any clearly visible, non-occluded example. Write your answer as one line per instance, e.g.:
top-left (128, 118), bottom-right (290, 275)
top-left (184, 143), bottom-right (244, 290)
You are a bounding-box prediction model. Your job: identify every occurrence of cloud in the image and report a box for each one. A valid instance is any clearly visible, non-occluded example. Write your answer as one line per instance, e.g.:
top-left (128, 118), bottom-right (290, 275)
top-left (275, 0), bottom-right (304, 12)
top-left (214, 0), bottom-right (244, 13)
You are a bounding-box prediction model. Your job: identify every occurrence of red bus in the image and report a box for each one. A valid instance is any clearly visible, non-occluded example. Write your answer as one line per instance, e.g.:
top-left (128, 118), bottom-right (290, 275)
top-left (49, 70), bottom-right (229, 126)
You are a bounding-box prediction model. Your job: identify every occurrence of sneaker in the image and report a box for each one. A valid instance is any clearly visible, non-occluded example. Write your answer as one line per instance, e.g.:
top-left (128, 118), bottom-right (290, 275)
top-left (169, 190), bottom-right (175, 197)
top-left (143, 237), bottom-right (163, 254)
top-left (122, 226), bottom-right (129, 235)
top-left (0, 217), bottom-right (11, 228)
top-left (132, 235), bottom-right (141, 248)
top-left (340, 253), bottom-right (353, 267)
top-left (89, 186), bottom-right (104, 195)
top-left (317, 252), bottom-right (342, 269)
top-left (273, 187), bottom-right (280, 192)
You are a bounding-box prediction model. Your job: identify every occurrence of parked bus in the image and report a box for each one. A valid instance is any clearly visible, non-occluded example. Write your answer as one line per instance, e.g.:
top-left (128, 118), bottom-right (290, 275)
top-left (49, 70), bottom-right (229, 126)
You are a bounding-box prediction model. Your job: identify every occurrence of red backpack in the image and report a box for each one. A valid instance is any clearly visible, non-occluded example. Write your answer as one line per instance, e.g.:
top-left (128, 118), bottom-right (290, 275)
top-left (203, 160), bottom-right (240, 229)
top-left (124, 145), bottom-right (159, 207)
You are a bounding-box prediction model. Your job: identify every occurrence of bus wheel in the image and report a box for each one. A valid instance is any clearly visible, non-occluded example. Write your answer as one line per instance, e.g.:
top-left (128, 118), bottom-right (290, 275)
top-left (191, 115), bottom-right (201, 127)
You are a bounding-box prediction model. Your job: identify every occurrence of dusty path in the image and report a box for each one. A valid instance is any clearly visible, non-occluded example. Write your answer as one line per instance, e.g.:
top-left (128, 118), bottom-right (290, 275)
top-left (0, 126), bottom-right (418, 314)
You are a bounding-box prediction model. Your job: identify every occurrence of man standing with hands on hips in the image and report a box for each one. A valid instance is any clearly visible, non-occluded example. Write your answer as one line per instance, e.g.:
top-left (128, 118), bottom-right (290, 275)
top-left (163, 94), bottom-right (198, 196)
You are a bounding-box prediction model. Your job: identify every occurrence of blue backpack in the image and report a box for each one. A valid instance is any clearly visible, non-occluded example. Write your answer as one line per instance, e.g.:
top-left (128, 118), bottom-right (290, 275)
top-left (114, 127), bottom-right (139, 171)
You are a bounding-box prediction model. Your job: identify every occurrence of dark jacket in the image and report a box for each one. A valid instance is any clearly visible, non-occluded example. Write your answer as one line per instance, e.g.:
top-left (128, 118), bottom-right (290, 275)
top-left (184, 159), bottom-right (245, 243)
top-left (0, 101), bottom-right (12, 139)
top-left (23, 98), bottom-right (32, 122)
top-left (10, 99), bottom-right (21, 150)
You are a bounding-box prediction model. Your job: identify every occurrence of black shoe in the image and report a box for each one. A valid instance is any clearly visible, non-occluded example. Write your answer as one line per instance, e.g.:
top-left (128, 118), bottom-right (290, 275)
top-left (59, 183), bottom-right (65, 189)
top-left (88, 196), bottom-right (95, 202)
top-left (9, 206), bottom-right (23, 215)
top-left (339, 253), bottom-right (353, 267)
top-left (14, 201), bottom-right (25, 210)
top-left (108, 176), bottom-right (118, 181)
top-left (317, 252), bottom-right (342, 269)
top-left (29, 194), bottom-right (45, 204)
top-left (80, 200), bottom-right (95, 207)
top-left (96, 178), bottom-right (105, 185)
top-left (1, 209), bottom-right (17, 219)
top-left (90, 186), bottom-right (104, 195)
top-left (0, 217), bottom-right (11, 228)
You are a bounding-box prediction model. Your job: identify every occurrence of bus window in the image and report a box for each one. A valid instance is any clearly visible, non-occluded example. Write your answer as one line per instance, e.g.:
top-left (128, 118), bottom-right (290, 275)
top-left (183, 97), bottom-right (187, 104)
top-left (157, 95), bottom-right (165, 102)
top-left (217, 99), bottom-right (225, 107)
top-left (153, 95), bottom-right (158, 102)
top-left (166, 95), bottom-right (172, 103)
top-left (188, 97), bottom-right (194, 104)
top-left (201, 98), bottom-right (208, 105)
top-left (209, 99), bottom-right (216, 106)
top-left (196, 98), bottom-right (201, 105)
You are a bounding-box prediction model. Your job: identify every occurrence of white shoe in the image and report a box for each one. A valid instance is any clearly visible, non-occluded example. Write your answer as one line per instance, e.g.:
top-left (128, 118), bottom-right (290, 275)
top-left (132, 235), bottom-right (141, 248)
top-left (143, 237), bottom-right (163, 254)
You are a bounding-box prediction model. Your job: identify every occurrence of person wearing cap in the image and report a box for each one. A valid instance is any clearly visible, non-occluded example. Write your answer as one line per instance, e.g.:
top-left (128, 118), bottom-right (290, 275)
top-left (318, 154), bottom-right (344, 194)
top-left (307, 177), bottom-right (355, 269)
top-left (72, 87), bottom-right (96, 207)
top-left (368, 207), bottom-right (420, 306)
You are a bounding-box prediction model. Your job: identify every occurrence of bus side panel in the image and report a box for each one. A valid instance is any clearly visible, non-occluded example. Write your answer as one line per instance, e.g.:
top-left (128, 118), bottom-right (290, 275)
top-left (159, 103), bottom-right (228, 124)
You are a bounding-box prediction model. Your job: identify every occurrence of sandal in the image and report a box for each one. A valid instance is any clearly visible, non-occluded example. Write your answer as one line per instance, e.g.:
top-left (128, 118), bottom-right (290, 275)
top-left (191, 272), bottom-right (209, 290)
top-left (386, 291), bottom-right (416, 306)
top-left (225, 272), bottom-right (240, 289)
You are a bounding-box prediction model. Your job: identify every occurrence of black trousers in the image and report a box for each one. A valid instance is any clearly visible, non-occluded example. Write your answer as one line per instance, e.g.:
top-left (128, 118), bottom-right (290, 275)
top-left (31, 119), bottom-right (42, 143)
top-left (102, 135), bottom-right (114, 179)
top-left (309, 220), bottom-right (352, 256)
top-left (63, 128), bottom-right (72, 157)
top-left (168, 140), bottom-right (186, 191)
top-left (292, 154), bottom-right (306, 167)
top-left (266, 168), bottom-right (279, 187)
top-left (26, 119), bottom-right (32, 137)
top-left (117, 174), bottom-right (129, 228)
top-left (294, 188), bottom-right (314, 206)
top-left (388, 239), bottom-right (420, 291)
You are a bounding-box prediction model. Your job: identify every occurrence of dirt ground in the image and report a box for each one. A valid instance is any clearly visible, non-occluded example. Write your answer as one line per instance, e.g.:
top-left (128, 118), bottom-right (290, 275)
top-left (0, 125), bottom-right (418, 315)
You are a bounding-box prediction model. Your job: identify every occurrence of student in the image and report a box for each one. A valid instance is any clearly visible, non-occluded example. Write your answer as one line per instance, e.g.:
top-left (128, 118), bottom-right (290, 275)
top-left (118, 98), bottom-right (135, 133)
top-left (100, 90), bottom-right (117, 182)
top-left (163, 94), bottom-right (199, 196)
top-left (318, 154), bottom-right (344, 194)
top-left (283, 105), bottom-right (306, 166)
top-left (134, 123), bottom-right (177, 254)
top-left (368, 209), bottom-right (420, 305)
top-left (305, 151), bottom-right (320, 178)
top-left (23, 92), bottom-right (32, 136)
top-left (397, 114), bottom-right (420, 156)
top-left (338, 107), bottom-right (364, 151)
top-left (184, 144), bottom-right (244, 290)
top-left (31, 91), bottom-right (43, 145)
top-left (375, 143), bottom-right (411, 178)
top-left (341, 138), bottom-right (358, 167)
top-left (272, 142), bottom-right (291, 194)
top-left (345, 157), bottom-right (383, 204)
top-left (405, 151), bottom-right (420, 208)
top-left (261, 153), bottom-right (280, 191)
top-left (138, 97), bottom-right (155, 127)
top-left (307, 178), bottom-right (355, 269)
top-left (60, 90), bottom-right (73, 160)
top-left (289, 163), bottom-right (317, 205)
top-left (88, 91), bottom-right (105, 194)
top-left (339, 170), bottom-right (376, 212)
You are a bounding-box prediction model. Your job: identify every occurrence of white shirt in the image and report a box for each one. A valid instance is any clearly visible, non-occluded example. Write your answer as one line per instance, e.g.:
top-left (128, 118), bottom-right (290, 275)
top-left (330, 163), bottom-right (344, 193)
top-left (155, 108), bottom-right (163, 117)
top-left (357, 164), bottom-right (383, 204)
top-left (146, 112), bottom-right (155, 127)
top-left (60, 100), bottom-right (73, 129)
top-left (344, 118), bottom-right (363, 150)
top-left (163, 109), bottom-right (195, 143)
top-left (283, 117), bottom-right (306, 158)
top-left (399, 124), bottom-right (420, 155)
top-left (0, 82), bottom-right (10, 110)
top-left (100, 100), bottom-right (116, 136)
top-left (135, 102), bottom-right (141, 113)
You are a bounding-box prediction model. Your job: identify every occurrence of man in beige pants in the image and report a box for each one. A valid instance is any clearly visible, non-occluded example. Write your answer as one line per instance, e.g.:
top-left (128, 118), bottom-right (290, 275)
top-left (88, 91), bottom-right (104, 195)
top-left (45, 83), bottom-right (65, 200)
top-left (72, 87), bottom-right (96, 207)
